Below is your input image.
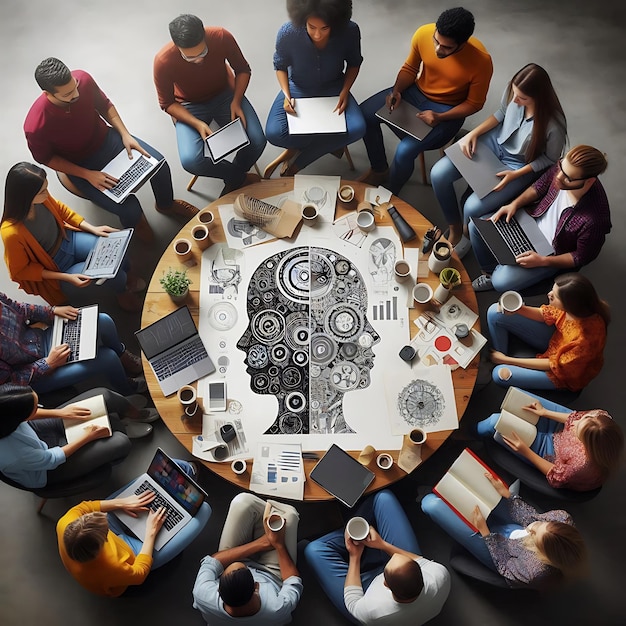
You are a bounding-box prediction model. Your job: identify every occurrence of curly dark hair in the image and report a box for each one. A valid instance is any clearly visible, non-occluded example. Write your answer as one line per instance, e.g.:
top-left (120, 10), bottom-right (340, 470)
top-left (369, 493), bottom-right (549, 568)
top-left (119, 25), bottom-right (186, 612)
top-left (287, 0), bottom-right (352, 30)
top-left (169, 14), bottom-right (205, 48)
top-left (435, 7), bottom-right (475, 45)
top-left (34, 57), bottom-right (72, 92)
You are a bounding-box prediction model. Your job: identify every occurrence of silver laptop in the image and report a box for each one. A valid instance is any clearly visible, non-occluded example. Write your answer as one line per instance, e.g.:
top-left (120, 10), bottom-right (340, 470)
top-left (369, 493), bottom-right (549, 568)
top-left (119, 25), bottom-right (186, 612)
top-left (82, 228), bottom-right (133, 279)
top-left (51, 304), bottom-right (98, 363)
top-left (204, 117), bottom-right (250, 163)
top-left (375, 100), bottom-right (433, 141)
top-left (135, 305), bottom-right (216, 396)
top-left (102, 149), bottom-right (165, 203)
top-left (445, 140), bottom-right (508, 199)
top-left (471, 211), bottom-right (555, 265)
top-left (112, 448), bottom-right (207, 551)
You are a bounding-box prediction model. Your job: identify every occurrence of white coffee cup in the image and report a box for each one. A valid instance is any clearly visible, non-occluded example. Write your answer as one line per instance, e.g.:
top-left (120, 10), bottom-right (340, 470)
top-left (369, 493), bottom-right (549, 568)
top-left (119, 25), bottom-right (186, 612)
top-left (178, 385), bottom-right (196, 406)
top-left (301, 202), bottom-right (319, 224)
top-left (412, 283), bottom-right (433, 305)
top-left (409, 428), bottom-right (427, 445)
top-left (356, 210), bottom-right (375, 232)
top-left (346, 516), bottom-right (370, 541)
top-left (191, 224), bottom-right (210, 250)
top-left (500, 290), bottom-right (523, 313)
top-left (338, 184), bottom-right (355, 203)
top-left (231, 459), bottom-right (247, 475)
top-left (376, 452), bottom-right (393, 470)
top-left (267, 511), bottom-right (285, 532)
top-left (394, 259), bottom-right (411, 282)
top-left (197, 208), bottom-right (215, 226)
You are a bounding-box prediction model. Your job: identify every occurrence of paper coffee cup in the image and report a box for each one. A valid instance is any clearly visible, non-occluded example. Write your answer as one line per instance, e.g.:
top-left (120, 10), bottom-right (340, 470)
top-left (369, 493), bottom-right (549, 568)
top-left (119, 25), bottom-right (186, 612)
top-left (409, 428), bottom-right (427, 445)
top-left (356, 210), bottom-right (375, 232)
top-left (346, 516), bottom-right (370, 541)
top-left (500, 290), bottom-right (523, 313)
top-left (301, 202), bottom-right (319, 224)
top-left (178, 385), bottom-right (196, 406)
top-left (338, 184), bottom-right (355, 203)
top-left (174, 238), bottom-right (195, 266)
top-left (231, 459), bottom-right (247, 475)
top-left (376, 453), bottom-right (393, 470)
top-left (197, 208), bottom-right (215, 226)
top-left (412, 283), bottom-right (433, 305)
top-left (267, 512), bottom-right (285, 531)
top-left (394, 259), bottom-right (411, 282)
top-left (191, 224), bottom-right (210, 250)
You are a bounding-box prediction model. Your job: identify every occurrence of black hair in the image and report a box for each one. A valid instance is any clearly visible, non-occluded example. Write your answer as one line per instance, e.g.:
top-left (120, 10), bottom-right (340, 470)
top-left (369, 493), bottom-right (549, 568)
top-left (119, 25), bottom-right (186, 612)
top-left (2, 162), bottom-right (48, 224)
top-left (0, 386), bottom-right (37, 439)
top-left (34, 57), bottom-right (72, 93)
top-left (287, 0), bottom-right (352, 30)
top-left (554, 273), bottom-right (610, 327)
top-left (435, 7), bottom-right (475, 45)
top-left (218, 566), bottom-right (255, 608)
top-left (169, 14), bottom-right (205, 48)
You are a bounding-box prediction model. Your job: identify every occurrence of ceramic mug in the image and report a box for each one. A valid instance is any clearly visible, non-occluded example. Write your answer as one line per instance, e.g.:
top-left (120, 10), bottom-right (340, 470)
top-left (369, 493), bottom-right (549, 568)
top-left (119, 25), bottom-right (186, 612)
top-left (394, 259), bottom-right (411, 282)
top-left (346, 516), bottom-right (370, 541)
top-left (500, 290), bottom-right (523, 313)
top-left (412, 283), bottom-right (433, 305)
top-left (231, 459), bottom-right (247, 475)
top-left (301, 202), bottom-right (319, 224)
top-left (267, 512), bottom-right (285, 531)
top-left (356, 210), bottom-right (375, 232)
top-left (338, 184), bottom-right (355, 203)
top-left (376, 452), bottom-right (393, 470)
top-left (197, 208), bottom-right (215, 226)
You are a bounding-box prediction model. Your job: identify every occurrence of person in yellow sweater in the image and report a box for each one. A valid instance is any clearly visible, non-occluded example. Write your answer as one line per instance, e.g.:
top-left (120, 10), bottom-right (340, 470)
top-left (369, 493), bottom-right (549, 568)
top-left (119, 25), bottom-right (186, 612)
top-left (359, 7), bottom-right (493, 195)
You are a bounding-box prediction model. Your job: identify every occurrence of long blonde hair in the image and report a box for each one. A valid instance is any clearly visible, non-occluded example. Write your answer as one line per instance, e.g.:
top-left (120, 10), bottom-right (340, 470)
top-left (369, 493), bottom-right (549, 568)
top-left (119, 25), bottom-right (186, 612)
top-left (523, 522), bottom-right (587, 577)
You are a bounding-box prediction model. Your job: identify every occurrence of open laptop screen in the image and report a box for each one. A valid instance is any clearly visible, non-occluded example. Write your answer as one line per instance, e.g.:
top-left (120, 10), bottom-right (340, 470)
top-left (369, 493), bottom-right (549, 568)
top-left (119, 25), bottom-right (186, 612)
top-left (147, 448), bottom-right (206, 516)
top-left (135, 306), bottom-right (198, 360)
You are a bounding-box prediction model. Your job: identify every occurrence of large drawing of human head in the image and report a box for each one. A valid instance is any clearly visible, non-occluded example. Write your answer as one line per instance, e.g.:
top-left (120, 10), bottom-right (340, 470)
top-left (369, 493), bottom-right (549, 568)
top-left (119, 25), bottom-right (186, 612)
top-left (236, 246), bottom-right (380, 434)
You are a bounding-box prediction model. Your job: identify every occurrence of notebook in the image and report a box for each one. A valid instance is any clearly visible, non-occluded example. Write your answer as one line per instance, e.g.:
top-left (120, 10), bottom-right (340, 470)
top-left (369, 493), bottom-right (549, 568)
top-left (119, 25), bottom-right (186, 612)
top-left (471, 212), bottom-right (555, 265)
top-left (445, 140), bottom-right (508, 199)
top-left (112, 448), bottom-right (207, 551)
top-left (102, 149), bottom-right (165, 203)
top-left (287, 96), bottom-right (347, 134)
top-left (204, 117), bottom-right (250, 163)
top-left (82, 228), bottom-right (133, 279)
top-left (135, 305), bottom-right (216, 396)
top-left (309, 444), bottom-right (375, 508)
top-left (375, 100), bottom-right (433, 141)
top-left (51, 304), bottom-right (98, 363)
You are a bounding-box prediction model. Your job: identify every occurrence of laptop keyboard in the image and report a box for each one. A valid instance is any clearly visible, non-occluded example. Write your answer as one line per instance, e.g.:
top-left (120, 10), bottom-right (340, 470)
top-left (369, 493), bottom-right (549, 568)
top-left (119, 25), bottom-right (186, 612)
top-left (108, 156), bottom-right (153, 198)
top-left (152, 340), bottom-right (208, 381)
top-left (134, 481), bottom-right (184, 532)
top-left (493, 217), bottom-right (536, 257)
top-left (62, 309), bottom-right (82, 362)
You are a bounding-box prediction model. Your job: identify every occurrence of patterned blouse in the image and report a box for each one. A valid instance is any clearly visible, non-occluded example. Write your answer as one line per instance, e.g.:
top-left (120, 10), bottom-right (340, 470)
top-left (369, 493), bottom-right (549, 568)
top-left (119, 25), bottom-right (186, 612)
top-left (538, 305), bottom-right (606, 391)
top-left (548, 411), bottom-right (605, 491)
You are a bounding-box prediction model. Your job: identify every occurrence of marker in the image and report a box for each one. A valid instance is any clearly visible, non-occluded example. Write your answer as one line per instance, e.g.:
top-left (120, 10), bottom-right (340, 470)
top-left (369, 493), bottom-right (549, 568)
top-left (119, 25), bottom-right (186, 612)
top-left (389, 96), bottom-right (397, 112)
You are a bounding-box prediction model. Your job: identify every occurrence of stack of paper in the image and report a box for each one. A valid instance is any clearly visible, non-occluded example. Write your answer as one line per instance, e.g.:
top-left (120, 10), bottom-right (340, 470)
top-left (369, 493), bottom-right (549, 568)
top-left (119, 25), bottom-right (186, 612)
top-left (249, 442), bottom-right (305, 501)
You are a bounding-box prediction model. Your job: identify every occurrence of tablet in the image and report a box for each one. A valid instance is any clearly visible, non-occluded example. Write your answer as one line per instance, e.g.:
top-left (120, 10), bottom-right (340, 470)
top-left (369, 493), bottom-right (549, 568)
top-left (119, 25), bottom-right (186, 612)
top-left (309, 444), bottom-right (375, 508)
top-left (205, 117), bottom-right (250, 163)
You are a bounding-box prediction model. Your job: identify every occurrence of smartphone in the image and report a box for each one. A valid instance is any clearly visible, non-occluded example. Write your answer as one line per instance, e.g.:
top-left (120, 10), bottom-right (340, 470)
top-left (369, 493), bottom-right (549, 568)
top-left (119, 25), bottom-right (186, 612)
top-left (208, 381), bottom-right (227, 412)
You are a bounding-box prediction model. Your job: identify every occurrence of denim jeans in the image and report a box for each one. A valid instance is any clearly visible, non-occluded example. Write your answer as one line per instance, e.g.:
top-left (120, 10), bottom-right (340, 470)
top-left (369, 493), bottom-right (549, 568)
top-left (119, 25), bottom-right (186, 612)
top-left (430, 127), bottom-right (541, 226)
top-left (265, 84), bottom-right (365, 171)
top-left (107, 469), bottom-right (212, 569)
top-left (175, 91), bottom-right (266, 188)
top-left (304, 490), bottom-right (420, 623)
top-left (487, 303), bottom-right (559, 390)
top-left (67, 128), bottom-right (174, 228)
top-left (359, 84), bottom-right (463, 195)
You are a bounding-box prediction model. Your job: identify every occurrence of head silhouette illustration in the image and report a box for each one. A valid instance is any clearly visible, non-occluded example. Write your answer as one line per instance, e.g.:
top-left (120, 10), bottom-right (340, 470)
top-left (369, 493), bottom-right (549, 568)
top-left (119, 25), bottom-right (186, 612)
top-left (237, 246), bottom-right (379, 434)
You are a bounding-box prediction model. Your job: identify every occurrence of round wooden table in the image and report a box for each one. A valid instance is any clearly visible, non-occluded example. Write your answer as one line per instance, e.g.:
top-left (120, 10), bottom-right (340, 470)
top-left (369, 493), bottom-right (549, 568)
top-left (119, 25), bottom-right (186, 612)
top-left (142, 179), bottom-right (479, 500)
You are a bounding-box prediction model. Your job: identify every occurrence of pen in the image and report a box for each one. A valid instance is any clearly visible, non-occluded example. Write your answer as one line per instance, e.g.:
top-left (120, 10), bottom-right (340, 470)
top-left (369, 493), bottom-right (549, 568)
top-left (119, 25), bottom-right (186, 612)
top-left (389, 96), bottom-right (397, 112)
top-left (302, 452), bottom-right (320, 460)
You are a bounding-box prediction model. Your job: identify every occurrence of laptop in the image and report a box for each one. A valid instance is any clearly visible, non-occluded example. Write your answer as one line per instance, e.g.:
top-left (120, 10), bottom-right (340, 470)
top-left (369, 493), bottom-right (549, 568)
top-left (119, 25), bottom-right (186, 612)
top-left (135, 305), bottom-right (216, 396)
top-left (309, 444), bottom-right (375, 508)
top-left (204, 117), bottom-right (250, 163)
top-left (445, 140), bottom-right (508, 199)
top-left (112, 448), bottom-right (207, 551)
top-left (51, 304), bottom-right (98, 363)
top-left (375, 100), bottom-right (433, 141)
top-left (102, 149), bottom-right (165, 203)
top-left (471, 212), bottom-right (555, 265)
top-left (82, 228), bottom-right (133, 279)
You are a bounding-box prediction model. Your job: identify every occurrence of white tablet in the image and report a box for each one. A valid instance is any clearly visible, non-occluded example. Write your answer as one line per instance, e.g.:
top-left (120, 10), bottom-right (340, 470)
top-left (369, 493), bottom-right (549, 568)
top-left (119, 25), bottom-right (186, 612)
top-left (205, 118), bottom-right (250, 163)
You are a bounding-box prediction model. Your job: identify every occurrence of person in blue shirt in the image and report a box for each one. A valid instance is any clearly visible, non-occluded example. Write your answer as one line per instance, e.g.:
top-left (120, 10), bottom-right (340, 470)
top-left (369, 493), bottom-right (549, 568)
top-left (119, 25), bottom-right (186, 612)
top-left (264, 0), bottom-right (365, 177)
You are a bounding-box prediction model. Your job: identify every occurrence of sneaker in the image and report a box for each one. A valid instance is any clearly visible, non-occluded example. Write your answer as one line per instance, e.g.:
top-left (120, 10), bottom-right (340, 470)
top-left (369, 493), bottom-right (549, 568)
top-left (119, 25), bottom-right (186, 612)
top-left (121, 420), bottom-right (153, 439)
top-left (472, 274), bottom-right (493, 292)
top-left (187, 461), bottom-right (198, 478)
top-left (157, 199), bottom-right (199, 220)
top-left (357, 168), bottom-right (389, 186)
top-left (129, 376), bottom-right (147, 394)
top-left (453, 234), bottom-right (472, 260)
top-left (120, 349), bottom-right (143, 376)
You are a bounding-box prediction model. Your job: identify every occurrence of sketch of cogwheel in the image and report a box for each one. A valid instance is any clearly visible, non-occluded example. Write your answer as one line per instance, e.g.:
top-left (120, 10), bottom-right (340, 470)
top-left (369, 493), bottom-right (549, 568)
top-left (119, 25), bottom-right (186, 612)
top-left (397, 379), bottom-right (445, 427)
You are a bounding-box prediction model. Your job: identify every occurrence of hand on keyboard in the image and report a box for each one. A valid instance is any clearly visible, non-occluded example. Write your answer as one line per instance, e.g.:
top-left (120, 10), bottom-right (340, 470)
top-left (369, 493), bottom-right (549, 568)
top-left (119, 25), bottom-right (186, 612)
top-left (491, 203), bottom-right (517, 223)
top-left (146, 506), bottom-right (167, 539)
top-left (85, 169), bottom-right (119, 191)
top-left (46, 344), bottom-right (71, 368)
top-left (515, 250), bottom-right (544, 268)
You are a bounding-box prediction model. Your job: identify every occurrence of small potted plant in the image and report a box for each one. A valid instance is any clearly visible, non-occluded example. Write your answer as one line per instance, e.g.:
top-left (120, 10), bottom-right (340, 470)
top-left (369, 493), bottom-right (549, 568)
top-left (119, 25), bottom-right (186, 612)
top-left (434, 267), bottom-right (461, 304)
top-left (160, 267), bottom-right (192, 302)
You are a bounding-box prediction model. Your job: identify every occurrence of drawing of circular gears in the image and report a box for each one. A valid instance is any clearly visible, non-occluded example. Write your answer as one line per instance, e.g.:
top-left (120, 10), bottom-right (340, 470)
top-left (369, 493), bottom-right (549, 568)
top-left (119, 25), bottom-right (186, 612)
top-left (285, 391), bottom-right (306, 413)
top-left (270, 344), bottom-right (289, 365)
top-left (311, 333), bottom-right (338, 365)
top-left (292, 350), bottom-right (308, 367)
top-left (334, 258), bottom-right (350, 275)
top-left (329, 361), bottom-right (360, 392)
top-left (276, 248), bottom-right (310, 303)
top-left (251, 309), bottom-right (285, 344)
top-left (309, 251), bottom-right (335, 299)
top-left (324, 304), bottom-right (363, 341)
top-left (246, 344), bottom-right (269, 369)
top-left (251, 372), bottom-right (270, 392)
top-left (251, 267), bottom-right (274, 293)
top-left (340, 342), bottom-right (358, 360)
top-left (278, 412), bottom-right (305, 434)
top-left (281, 366), bottom-right (303, 389)
top-left (207, 302), bottom-right (238, 331)
top-left (397, 379), bottom-right (445, 427)
top-left (285, 313), bottom-right (310, 351)
top-left (228, 400), bottom-right (242, 415)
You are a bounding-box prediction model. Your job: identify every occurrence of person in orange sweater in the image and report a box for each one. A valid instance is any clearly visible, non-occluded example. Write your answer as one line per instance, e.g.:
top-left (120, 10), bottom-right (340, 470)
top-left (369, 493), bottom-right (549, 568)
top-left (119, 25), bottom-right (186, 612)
top-left (359, 7), bottom-right (493, 195)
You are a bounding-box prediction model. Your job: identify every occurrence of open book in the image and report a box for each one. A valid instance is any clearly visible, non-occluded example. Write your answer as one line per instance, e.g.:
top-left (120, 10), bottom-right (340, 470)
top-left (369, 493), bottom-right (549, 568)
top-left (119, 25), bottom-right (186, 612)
top-left (63, 394), bottom-right (111, 445)
top-left (433, 448), bottom-right (505, 532)
top-left (494, 387), bottom-right (540, 447)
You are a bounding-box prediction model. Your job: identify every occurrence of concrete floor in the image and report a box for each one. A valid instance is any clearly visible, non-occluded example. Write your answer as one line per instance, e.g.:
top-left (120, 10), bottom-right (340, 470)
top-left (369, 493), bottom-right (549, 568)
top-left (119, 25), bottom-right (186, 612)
top-left (1, 1), bottom-right (625, 624)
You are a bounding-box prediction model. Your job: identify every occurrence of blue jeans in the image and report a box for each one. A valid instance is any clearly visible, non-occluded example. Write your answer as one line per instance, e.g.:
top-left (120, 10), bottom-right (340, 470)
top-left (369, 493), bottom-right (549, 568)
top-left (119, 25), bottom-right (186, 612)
top-left (468, 218), bottom-right (559, 292)
top-left (487, 303), bottom-right (559, 390)
top-left (266, 84), bottom-right (365, 171)
top-left (68, 128), bottom-right (174, 228)
top-left (421, 494), bottom-right (523, 571)
top-left (175, 91), bottom-right (266, 187)
top-left (53, 230), bottom-right (128, 296)
top-left (34, 313), bottom-right (134, 395)
top-left (107, 468), bottom-right (212, 569)
top-left (304, 490), bottom-right (420, 623)
top-left (430, 128), bottom-right (541, 227)
top-left (359, 84), bottom-right (464, 195)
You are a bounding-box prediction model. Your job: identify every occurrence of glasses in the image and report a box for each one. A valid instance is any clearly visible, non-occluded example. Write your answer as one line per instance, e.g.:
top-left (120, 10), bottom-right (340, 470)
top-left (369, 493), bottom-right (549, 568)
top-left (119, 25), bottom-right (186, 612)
top-left (180, 45), bottom-right (208, 62)
top-left (558, 159), bottom-right (588, 187)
